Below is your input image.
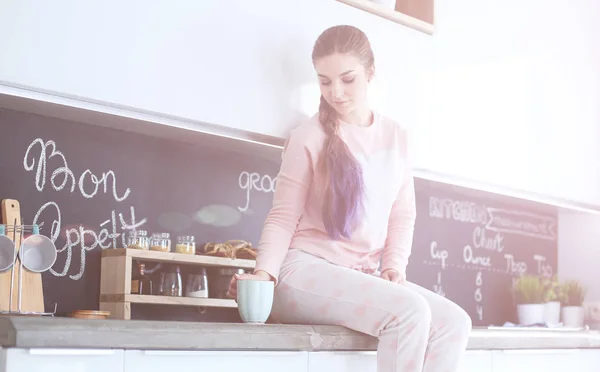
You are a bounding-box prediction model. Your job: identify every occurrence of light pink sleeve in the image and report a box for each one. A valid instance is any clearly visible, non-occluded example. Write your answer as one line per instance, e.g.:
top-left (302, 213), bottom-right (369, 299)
top-left (380, 132), bottom-right (417, 277)
top-left (253, 127), bottom-right (314, 282)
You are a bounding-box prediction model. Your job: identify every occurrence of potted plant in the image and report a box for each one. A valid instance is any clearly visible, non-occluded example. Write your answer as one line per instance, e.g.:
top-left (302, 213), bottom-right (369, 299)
top-left (513, 275), bottom-right (546, 325)
top-left (559, 280), bottom-right (587, 327)
top-left (542, 275), bottom-right (562, 325)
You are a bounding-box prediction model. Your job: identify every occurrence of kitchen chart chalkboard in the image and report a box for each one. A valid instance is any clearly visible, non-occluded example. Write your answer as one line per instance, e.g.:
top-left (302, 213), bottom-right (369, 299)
top-left (0, 107), bottom-right (558, 325)
top-left (407, 179), bottom-right (558, 326)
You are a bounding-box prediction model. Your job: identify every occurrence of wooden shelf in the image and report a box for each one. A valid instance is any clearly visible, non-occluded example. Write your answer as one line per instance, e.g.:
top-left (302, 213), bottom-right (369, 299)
top-left (102, 248), bottom-right (256, 269)
top-left (336, 0), bottom-right (434, 35)
top-left (99, 248), bottom-right (250, 320)
top-left (100, 294), bottom-right (237, 309)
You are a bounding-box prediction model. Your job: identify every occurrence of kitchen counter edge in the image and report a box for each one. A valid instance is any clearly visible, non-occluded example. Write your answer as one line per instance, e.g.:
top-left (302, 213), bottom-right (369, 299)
top-left (1, 317), bottom-right (599, 351)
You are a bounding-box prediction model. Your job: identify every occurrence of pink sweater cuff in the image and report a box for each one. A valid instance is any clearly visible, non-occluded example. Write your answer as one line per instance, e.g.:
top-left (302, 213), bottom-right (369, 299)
top-left (380, 261), bottom-right (408, 278)
top-left (253, 258), bottom-right (280, 285)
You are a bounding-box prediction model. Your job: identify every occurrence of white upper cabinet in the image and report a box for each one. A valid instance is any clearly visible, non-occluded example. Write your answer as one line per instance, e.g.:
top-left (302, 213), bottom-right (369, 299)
top-left (0, 0), bottom-right (432, 141)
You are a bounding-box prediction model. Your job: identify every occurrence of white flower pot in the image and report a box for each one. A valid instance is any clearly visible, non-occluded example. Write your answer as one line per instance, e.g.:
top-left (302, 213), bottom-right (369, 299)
top-left (584, 301), bottom-right (600, 322)
top-left (562, 306), bottom-right (585, 327)
top-left (544, 301), bottom-right (561, 326)
top-left (371, 0), bottom-right (397, 9)
top-left (517, 303), bottom-right (545, 325)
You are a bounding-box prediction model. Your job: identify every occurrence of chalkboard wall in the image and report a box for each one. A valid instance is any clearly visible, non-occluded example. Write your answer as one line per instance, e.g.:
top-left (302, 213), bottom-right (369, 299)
top-left (408, 179), bottom-right (557, 326)
top-left (0, 108), bottom-right (558, 326)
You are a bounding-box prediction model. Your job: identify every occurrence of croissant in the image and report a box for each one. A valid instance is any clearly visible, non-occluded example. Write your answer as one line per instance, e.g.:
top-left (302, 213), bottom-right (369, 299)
top-left (203, 240), bottom-right (257, 260)
top-left (203, 242), bottom-right (232, 258)
top-left (235, 246), bottom-right (258, 260)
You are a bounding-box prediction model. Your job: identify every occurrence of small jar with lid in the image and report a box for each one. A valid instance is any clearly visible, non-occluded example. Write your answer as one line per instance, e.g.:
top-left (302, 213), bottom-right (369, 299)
top-left (150, 232), bottom-right (171, 252)
top-left (126, 230), bottom-right (149, 250)
top-left (175, 235), bottom-right (196, 255)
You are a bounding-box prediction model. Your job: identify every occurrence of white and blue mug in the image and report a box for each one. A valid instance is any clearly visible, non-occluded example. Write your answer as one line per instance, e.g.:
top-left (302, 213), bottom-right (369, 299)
top-left (237, 279), bottom-right (274, 324)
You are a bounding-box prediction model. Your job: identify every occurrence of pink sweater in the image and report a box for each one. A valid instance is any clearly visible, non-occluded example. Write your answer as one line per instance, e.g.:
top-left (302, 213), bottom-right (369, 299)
top-left (254, 112), bottom-right (417, 283)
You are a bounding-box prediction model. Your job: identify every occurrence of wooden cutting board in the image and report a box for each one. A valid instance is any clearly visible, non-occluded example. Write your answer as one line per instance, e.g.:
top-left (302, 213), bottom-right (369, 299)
top-left (0, 199), bottom-right (45, 313)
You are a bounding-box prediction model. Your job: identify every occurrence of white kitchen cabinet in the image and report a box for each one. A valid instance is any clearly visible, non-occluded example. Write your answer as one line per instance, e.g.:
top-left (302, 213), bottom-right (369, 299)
top-left (0, 347), bottom-right (599, 372)
top-left (491, 349), bottom-right (600, 372)
top-left (459, 350), bottom-right (493, 372)
top-left (308, 351), bottom-right (377, 372)
top-left (0, 0), bottom-right (432, 141)
top-left (124, 350), bottom-right (308, 372)
top-left (0, 348), bottom-right (124, 372)
top-left (307, 350), bottom-right (493, 372)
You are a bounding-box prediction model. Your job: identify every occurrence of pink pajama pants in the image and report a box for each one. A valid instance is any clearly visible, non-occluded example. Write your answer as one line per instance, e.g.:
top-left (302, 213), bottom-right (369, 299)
top-left (271, 249), bottom-right (472, 372)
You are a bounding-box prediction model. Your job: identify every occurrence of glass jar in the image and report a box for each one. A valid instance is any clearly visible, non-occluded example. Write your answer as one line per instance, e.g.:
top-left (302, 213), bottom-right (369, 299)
top-left (163, 265), bottom-right (182, 297)
top-left (185, 267), bottom-right (208, 298)
top-left (175, 235), bottom-right (195, 255)
top-left (150, 232), bottom-right (171, 252)
top-left (209, 267), bottom-right (245, 299)
top-left (131, 262), bottom-right (153, 295)
top-left (126, 230), bottom-right (149, 250)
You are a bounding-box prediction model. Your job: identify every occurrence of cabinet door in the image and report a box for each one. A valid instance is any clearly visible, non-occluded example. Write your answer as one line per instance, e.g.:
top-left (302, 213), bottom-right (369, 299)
top-left (459, 350), bottom-right (492, 372)
top-left (308, 351), bottom-right (377, 372)
top-left (124, 350), bottom-right (308, 372)
top-left (2, 348), bottom-right (124, 372)
top-left (308, 350), bottom-right (492, 372)
top-left (492, 349), bottom-right (600, 372)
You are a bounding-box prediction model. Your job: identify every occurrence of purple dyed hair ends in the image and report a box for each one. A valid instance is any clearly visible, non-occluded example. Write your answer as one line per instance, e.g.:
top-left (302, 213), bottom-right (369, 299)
top-left (312, 25), bottom-right (374, 240)
top-left (318, 96), bottom-right (366, 240)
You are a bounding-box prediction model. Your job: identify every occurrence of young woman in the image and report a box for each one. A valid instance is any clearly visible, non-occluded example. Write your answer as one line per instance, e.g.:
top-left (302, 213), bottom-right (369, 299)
top-left (228, 24), bottom-right (472, 372)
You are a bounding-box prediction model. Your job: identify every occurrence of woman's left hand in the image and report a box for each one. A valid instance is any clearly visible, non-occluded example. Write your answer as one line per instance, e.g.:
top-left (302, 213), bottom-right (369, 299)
top-left (381, 269), bottom-right (404, 284)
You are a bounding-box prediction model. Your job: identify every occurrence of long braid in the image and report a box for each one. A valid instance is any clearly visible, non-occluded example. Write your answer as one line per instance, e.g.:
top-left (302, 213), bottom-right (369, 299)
top-left (319, 95), bottom-right (365, 240)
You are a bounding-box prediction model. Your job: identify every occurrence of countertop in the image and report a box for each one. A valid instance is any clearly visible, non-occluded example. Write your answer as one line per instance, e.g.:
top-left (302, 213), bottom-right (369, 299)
top-left (1, 317), bottom-right (599, 351)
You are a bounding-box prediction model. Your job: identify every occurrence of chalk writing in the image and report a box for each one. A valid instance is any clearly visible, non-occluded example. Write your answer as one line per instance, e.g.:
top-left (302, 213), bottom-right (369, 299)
top-left (486, 208), bottom-right (557, 240)
top-left (433, 271), bottom-right (445, 297)
top-left (534, 254), bottom-right (553, 277)
top-left (24, 139), bottom-right (75, 193)
top-left (24, 138), bottom-right (131, 202)
top-left (475, 271), bottom-right (483, 321)
top-left (32, 203), bottom-right (145, 281)
top-left (504, 254), bottom-right (527, 275)
top-left (238, 171), bottom-right (276, 212)
top-left (429, 241), bottom-right (448, 269)
top-left (428, 197), bottom-right (488, 225)
top-left (24, 138), bottom-right (146, 280)
top-left (422, 260), bottom-right (506, 274)
top-left (78, 169), bottom-right (131, 201)
top-left (472, 226), bottom-right (504, 252)
top-left (463, 244), bottom-right (492, 267)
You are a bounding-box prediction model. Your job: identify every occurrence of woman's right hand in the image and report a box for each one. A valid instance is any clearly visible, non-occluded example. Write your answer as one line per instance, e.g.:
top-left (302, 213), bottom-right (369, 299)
top-left (226, 270), bottom-right (273, 300)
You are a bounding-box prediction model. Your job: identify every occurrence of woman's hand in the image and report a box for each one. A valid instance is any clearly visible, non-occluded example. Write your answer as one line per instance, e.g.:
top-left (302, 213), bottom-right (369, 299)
top-left (226, 270), bottom-right (273, 300)
top-left (381, 269), bottom-right (404, 284)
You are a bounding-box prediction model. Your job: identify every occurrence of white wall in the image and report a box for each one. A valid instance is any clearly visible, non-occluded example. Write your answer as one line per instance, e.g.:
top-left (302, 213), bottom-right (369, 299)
top-left (428, 0), bottom-right (600, 205)
top-left (558, 209), bottom-right (600, 301)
